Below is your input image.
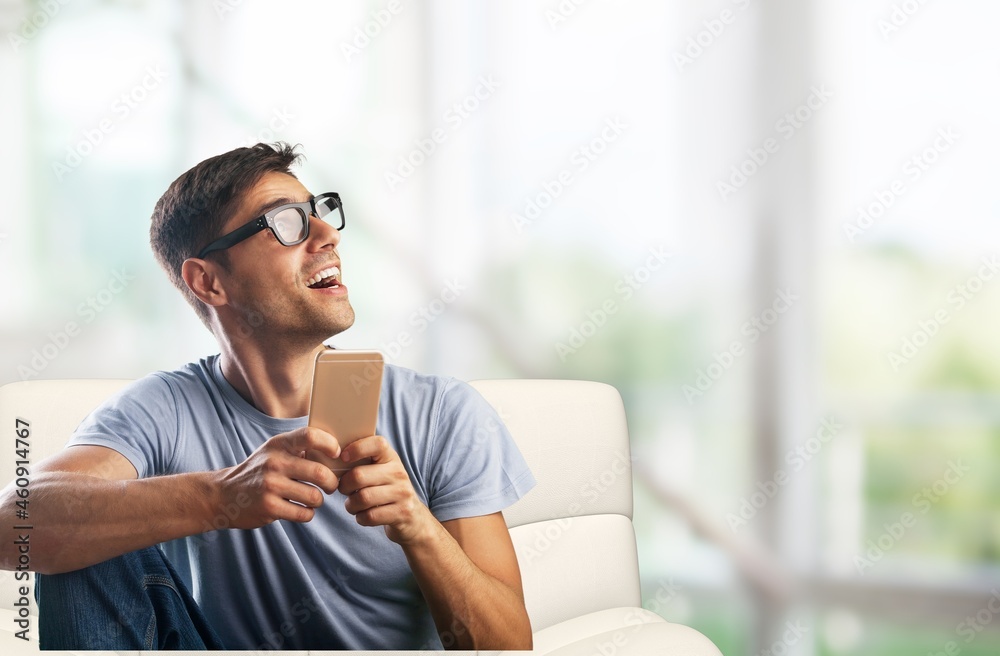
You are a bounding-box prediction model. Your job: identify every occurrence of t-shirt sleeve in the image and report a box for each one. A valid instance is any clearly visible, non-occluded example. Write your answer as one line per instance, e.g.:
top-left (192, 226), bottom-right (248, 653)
top-left (66, 373), bottom-right (179, 478)
top-left (425, 379), bottom-right (536, 522)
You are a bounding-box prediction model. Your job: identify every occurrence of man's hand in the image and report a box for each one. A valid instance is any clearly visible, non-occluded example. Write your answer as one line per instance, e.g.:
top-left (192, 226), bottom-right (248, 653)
top-left (213, 426), bottom-right (342, 529)
top-left (337, 435), bottom-right (435, 544)
top-left (337, 434), bottom-right (532, 649)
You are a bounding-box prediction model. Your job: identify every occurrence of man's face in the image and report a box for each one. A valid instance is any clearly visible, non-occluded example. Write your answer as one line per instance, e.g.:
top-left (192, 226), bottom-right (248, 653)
top-left (210, 171), bottom-right (355, 344)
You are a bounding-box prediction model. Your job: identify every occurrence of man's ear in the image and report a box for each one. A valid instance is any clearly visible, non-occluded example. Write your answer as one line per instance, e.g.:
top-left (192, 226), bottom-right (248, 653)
top-left (181, 258), bottom-right (228, 307)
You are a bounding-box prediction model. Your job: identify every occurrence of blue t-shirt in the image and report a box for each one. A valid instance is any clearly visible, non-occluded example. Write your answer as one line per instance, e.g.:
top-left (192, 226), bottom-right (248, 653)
top-left (66, 355), bottom-right (536, 650)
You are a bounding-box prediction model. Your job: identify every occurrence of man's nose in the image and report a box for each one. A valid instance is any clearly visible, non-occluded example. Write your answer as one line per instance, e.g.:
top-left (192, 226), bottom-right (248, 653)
top-left (307, 215), bottom-right (341, 249)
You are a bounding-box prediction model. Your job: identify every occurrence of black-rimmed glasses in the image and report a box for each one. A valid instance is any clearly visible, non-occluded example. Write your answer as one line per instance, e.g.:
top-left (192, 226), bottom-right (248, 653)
top-left (196, 192), bottom-right (345, 259)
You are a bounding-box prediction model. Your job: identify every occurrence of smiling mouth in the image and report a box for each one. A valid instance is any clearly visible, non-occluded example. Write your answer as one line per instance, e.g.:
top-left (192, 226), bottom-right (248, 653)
top-left (306, 266), bottom-right (341, 289)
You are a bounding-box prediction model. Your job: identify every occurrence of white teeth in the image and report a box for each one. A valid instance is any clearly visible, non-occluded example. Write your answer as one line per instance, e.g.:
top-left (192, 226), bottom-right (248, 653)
top-left (306, 266), bottom-right (340, 287)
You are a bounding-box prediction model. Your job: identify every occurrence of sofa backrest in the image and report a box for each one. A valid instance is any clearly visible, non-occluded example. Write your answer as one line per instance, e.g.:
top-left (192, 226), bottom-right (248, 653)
top-left (469, 379), bottom-right (640, 632)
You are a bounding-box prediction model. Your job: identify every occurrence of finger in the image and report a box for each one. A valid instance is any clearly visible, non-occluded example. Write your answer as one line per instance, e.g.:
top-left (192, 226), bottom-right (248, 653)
top-left (337, 461), bottom-right (405, 496)
top-left (302, 448), bottom-right (345, 488)
top-left (265, 496), bottom-right (317, 524)
top-left (340, 435), bottom-right (394, 465)
top-left (342, 482), bottom-right (401, 516)
top-left (266, 474), bottom-right (327, 509)
top-left (280, 426), bottom-right (342, 461)
top-left (352, 503), bottom-right (400, 528)
top-left (283, 453), bottom-right (340, 494)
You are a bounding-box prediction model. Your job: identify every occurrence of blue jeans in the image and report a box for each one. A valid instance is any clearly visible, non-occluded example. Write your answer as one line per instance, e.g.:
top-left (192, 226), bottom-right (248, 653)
top-left (35, 546), bottom-right (225, 650)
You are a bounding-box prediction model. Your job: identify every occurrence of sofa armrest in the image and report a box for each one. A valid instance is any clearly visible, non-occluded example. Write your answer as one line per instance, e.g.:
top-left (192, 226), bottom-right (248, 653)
top-left (525, 607), bottom-right (722, 656)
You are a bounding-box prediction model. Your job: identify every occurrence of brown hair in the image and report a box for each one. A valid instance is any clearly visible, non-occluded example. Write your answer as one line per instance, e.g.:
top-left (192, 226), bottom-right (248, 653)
top-left (149, 142), bottom-right (302, 329)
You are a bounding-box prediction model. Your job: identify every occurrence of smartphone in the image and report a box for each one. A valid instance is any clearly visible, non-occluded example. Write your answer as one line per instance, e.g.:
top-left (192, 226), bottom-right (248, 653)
top-left (306, 349), bottom-right (384, 473)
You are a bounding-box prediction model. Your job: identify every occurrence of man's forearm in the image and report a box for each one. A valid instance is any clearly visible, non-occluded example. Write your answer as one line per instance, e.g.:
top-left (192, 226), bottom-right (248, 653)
top-left (0, 471), bottom-right (217, 574)
top-left (401, 520), bottom-right (532, 650)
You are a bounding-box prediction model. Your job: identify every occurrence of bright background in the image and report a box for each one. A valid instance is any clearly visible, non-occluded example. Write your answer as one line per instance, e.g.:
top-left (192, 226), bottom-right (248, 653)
top-left (2, 1), bottom-right (1000, 654)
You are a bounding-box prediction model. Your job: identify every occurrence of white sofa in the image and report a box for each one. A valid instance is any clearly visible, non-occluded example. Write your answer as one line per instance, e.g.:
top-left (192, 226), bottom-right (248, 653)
top-left (0, 378), bottom-right (721, 655)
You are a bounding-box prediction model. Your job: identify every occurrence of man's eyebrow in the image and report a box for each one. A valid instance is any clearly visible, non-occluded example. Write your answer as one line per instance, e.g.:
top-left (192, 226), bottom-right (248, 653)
top-left (246, 195), bottom-right (303, 219)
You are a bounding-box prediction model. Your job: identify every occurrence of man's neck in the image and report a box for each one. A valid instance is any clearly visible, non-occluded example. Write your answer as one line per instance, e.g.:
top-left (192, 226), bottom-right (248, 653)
top-left (218, 339), bottom-right (327, 419)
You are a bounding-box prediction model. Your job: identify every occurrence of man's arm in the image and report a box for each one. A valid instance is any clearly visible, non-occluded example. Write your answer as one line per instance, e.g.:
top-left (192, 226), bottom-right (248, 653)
top-left (0, 445), bottom-right (213, 574)
top-left (405, 513), bottom-right (533, 650)
top-left (0, 427), bottom-right (343, 574)
top-left (337, 436), bottom-right (533, 650)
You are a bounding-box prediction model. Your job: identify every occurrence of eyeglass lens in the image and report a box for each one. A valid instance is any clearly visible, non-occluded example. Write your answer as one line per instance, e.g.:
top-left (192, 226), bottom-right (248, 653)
top-left (272, 207), bottom-right (308, 243)
top-left (272, 197), bottom-right (340, 245)
top-left (314, 195), bottom-right (339, 222)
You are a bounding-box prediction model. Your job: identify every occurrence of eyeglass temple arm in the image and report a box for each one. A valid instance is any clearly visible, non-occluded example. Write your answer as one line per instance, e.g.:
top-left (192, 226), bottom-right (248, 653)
top-left (196, 216), bottom-right (268, 258)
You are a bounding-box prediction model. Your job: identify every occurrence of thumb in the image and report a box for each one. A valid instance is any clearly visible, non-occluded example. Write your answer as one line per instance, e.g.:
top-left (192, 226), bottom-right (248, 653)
top-left (283, 425), bottom-right (342, 460)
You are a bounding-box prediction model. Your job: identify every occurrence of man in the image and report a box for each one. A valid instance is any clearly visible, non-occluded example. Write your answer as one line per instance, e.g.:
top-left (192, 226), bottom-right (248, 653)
top-left (0, 143), bottom-right (536, 650)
